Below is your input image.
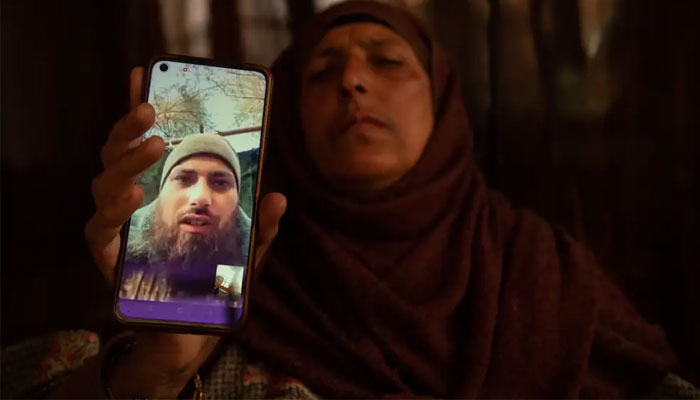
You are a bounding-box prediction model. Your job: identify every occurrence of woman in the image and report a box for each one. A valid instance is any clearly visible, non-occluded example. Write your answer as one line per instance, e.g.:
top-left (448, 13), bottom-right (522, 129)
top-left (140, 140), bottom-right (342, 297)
top-left (55, 1), bottom-right (686, 398)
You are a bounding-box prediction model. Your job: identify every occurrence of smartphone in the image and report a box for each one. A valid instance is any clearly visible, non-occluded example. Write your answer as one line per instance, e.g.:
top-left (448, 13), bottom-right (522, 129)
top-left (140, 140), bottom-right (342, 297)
top-left (113, 55), bottom-right (272, 333)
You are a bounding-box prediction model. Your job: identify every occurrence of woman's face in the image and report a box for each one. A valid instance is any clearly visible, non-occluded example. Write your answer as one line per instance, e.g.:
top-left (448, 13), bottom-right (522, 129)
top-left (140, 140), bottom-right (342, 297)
top-left (300, 22), bottom-right (433, 193)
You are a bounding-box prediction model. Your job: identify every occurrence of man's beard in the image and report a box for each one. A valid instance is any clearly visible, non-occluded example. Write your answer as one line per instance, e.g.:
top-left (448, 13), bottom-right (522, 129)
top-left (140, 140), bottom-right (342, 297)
top-left (144, 202), bottom-right (239, 265)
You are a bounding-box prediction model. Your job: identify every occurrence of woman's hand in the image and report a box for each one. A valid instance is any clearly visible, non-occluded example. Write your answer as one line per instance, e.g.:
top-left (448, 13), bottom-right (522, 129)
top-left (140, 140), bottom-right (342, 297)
top-left (84, 67), bottom-right (286, 398)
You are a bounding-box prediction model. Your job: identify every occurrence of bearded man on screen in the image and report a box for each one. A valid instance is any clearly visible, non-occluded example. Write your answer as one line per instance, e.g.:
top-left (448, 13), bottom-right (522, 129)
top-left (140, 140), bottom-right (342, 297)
top-left (120, 133), bottom-right (251, 302)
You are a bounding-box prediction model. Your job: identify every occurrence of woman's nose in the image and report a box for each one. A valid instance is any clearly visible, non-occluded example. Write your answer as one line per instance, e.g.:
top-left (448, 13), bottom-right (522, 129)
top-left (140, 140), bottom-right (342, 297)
top-left (340, 55), bottom-right (368, 97)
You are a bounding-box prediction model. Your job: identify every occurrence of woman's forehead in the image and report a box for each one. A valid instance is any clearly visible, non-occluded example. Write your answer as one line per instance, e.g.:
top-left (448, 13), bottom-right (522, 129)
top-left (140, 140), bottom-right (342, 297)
top-left (312, 23), bottom-right (410, 55)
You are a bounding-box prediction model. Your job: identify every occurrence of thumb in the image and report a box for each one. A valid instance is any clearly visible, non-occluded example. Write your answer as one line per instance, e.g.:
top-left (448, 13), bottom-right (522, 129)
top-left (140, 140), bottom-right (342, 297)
top-left (253, 192), bottom-right (287, 278)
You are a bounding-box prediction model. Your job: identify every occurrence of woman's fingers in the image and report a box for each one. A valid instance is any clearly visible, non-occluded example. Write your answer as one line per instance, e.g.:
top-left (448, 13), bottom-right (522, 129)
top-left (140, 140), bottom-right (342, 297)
top-left (85, 184), bottom-right (145, 285)
top-left (87, 184), bottom-right (144, 242)
top-left (88, 114), bottom-right (161, 286)
top-left (101, 103), bottom-right (156, 167)
top-left (92, 135), bottom-right (164, 204)
top-left (253, 192), bottom-right (287, 275)
top-left (130, 67), bottom-right (144, 111)
top-left (101, 66), bottom-right (148, 168)
top-left (85, 66), bottom-right (151, 287)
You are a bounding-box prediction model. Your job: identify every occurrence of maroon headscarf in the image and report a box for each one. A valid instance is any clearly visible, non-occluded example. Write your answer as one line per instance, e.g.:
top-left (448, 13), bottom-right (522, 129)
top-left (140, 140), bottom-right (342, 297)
top-left (236, 1), bottom-right (677, 397)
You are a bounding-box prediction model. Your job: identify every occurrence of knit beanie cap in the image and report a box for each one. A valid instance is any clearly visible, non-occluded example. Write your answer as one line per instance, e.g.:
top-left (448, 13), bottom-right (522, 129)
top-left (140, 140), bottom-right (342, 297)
top-left (159, 133), bottom-right (241, 192)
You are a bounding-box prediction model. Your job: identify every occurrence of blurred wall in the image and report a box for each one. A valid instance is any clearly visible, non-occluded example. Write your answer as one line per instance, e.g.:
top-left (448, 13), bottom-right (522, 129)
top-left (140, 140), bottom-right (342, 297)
top-left (2, 0), bottom-right (165, 344)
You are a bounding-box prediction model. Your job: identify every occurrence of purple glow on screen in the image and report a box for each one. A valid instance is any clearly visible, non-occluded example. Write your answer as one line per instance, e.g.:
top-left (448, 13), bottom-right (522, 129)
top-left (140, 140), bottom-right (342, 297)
top-left (118, 299), bottom-right (242, 325)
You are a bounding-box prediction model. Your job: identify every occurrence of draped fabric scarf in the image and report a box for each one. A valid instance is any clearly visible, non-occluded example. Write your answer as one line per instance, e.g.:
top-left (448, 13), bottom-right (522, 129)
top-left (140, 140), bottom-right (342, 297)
top-left (235, 1), bottom-right (677, 397)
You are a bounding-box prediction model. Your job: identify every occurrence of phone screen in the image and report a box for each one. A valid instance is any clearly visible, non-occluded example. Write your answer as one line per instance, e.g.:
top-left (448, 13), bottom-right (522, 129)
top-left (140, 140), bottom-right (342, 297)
top-left (115, 58), bottom-right (269, 330)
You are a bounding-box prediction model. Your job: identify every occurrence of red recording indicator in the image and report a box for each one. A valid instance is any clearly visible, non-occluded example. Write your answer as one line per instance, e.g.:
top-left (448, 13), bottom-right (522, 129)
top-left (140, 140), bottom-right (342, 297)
top-left (183, 67), bottom-right (188, 72)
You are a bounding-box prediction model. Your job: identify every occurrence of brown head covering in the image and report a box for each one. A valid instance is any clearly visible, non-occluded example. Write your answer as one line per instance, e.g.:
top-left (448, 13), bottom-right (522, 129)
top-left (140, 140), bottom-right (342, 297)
top-left (236, 1), bottom-right (677, 397)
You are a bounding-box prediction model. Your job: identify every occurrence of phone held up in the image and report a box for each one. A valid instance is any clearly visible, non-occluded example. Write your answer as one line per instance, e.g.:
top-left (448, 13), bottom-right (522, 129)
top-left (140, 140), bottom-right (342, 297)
top-left (113, 55), bottom-right (272, 333)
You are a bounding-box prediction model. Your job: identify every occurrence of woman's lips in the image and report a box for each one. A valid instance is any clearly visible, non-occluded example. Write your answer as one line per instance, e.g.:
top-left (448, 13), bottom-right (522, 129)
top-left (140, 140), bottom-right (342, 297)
top-left (340, 114), bottom-right (388, 136)
top-left (355, 115), bottom-right (386, 127)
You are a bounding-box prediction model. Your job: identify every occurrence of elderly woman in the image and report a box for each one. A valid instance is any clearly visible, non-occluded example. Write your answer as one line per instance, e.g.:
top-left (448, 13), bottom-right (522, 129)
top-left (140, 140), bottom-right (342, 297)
top-left (55, 1), bottom-right (687, 398)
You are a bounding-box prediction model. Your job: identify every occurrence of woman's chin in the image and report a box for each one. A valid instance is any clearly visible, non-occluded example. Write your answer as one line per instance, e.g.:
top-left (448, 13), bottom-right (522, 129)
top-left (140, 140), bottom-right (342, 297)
top-left (326, 154), bottom-right (404, 193)
top-left (348, 152), bottom-right (399, 174)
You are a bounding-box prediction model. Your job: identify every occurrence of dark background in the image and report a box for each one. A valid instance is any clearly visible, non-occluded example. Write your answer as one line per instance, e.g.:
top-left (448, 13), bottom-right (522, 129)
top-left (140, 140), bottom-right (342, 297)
top-left (2, 0), bottom-right (698, 380)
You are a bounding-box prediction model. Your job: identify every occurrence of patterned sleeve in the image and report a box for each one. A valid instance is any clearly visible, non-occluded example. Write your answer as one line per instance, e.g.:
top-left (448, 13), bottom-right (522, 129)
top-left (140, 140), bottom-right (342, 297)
top-left (202, 340), bottom-right (319, 399)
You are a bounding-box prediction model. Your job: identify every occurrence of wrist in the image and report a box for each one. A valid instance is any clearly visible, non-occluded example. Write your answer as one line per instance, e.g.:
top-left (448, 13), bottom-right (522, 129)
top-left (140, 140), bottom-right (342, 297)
top-left (103, 338), bottom-right (193, 399)
top-left (109, 352), bottom-right (190, 399)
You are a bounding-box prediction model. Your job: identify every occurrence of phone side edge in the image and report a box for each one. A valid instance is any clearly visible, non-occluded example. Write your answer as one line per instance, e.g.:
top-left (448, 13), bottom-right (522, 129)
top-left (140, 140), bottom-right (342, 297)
top-left (228, 64), bottom-right (274, 332)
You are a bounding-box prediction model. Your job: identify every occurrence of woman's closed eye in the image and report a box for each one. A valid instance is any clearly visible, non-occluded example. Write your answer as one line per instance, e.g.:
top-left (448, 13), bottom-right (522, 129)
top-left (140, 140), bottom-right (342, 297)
top-left (307, 67), bottom-right (333, 82)
top-left (373, 56), bottom-right (403, 68)
top-left (306, 58), bottom-right (403, 82)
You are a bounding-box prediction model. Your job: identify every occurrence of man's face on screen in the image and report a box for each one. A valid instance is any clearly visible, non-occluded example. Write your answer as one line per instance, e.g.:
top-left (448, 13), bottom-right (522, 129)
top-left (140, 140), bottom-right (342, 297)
top-left (152, 155), bottom-right (239, 260)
